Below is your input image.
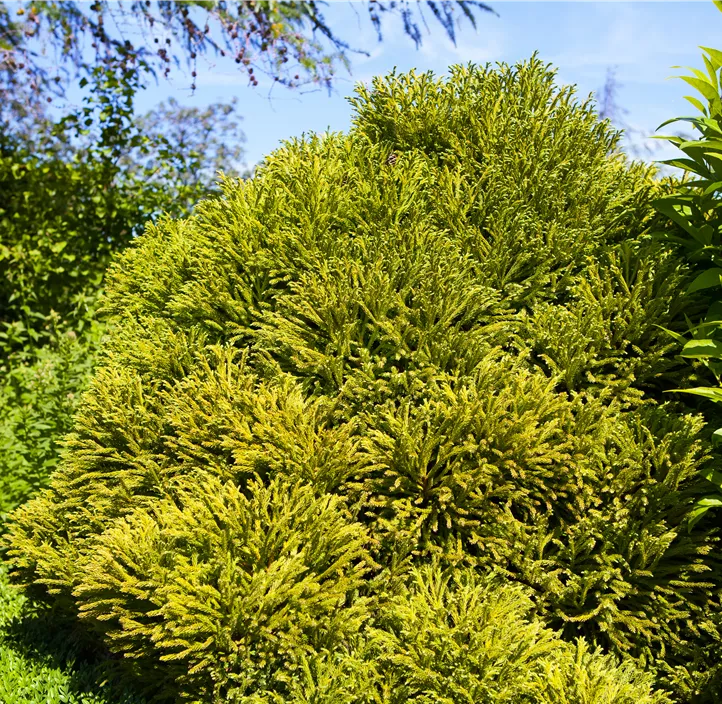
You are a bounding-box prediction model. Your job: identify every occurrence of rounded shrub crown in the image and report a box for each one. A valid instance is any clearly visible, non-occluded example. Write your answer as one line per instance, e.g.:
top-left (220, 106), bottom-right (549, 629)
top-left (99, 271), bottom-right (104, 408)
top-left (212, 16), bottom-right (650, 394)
top-left (6, 55), bottom-right (722, 702)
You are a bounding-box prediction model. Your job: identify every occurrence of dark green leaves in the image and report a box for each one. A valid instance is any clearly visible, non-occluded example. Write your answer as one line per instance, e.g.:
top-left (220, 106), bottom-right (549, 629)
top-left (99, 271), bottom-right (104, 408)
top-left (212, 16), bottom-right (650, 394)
top-left (651, 24), bottom-right (722, 531)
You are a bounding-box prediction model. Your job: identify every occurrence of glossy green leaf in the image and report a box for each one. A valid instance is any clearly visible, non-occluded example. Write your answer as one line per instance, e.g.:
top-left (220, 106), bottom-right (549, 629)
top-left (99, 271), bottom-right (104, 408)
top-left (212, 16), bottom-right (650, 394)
top-left (702, 45), bottom-right (722, 69)
top-left (654, 324), bottom-right (688, 346)
top-left (652, 198), bottom-right (708, 243)
top-left (689, 499), bottom-right (722, 529)
top-left (702, 180), bottom-right (722, 196)
top-left (685, 320), bottom-right (722, 335)
top-left (685, 95), bottom-right (709, 115)
top-left (696, 496), bottom-right (722, 507)
top-left (679, 75), bottom-right (720, 102)
top-left (712, 427), bottom-right (722, 447)
top-left (703, 54), bottom-right (719, 91)
top-left (681, 338), bottom-right (722, 358)
top-left (687, 267), bottom-right (722, 293)
top-left (680, 138), bottom-right (722, 152)
top-left (648, 231), bottom-right (700, 249)
top-left (671, 386), bottom-right (722, 402)
top-left (696, 116), bottom-right (722, 135)
top-left (656, 158), bottom-right (712, 179)
top-left (654, 115), bottom-right (700, 132)
top-left (688, 65), bottom-right (717, 90)
top-left (702, 467), bottom-right (722, 485)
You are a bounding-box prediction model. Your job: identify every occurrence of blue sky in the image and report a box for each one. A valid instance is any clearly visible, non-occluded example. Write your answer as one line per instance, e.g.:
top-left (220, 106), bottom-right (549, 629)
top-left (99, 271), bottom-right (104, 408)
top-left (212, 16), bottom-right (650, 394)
top-left (75, 2), bottom-right (722, 172)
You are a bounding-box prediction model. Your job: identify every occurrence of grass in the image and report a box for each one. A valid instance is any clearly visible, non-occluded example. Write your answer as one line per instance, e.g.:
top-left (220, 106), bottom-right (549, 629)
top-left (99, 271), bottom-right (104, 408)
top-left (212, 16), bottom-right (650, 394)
top-left (0, 561), bottom-right (146, 704)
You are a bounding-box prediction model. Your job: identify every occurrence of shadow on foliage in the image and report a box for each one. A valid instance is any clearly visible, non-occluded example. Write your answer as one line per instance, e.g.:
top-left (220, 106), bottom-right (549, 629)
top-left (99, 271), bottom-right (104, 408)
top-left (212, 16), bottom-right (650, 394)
top-left (2, 597), bottom-right (150, 704)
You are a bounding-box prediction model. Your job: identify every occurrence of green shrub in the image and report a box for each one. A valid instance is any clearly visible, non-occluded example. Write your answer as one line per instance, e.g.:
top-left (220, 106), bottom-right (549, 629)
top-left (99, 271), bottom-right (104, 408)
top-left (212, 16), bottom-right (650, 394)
top-left (0, 558), bottom-right (669, 704)
top-left (0, 323), bottom-right (103, 522)
top-left (360, 564), bottom-right (671, 704)
top-left (5, 55), bottom-right (721, 701)
top-left (273, 564), bottom-right (671, 704)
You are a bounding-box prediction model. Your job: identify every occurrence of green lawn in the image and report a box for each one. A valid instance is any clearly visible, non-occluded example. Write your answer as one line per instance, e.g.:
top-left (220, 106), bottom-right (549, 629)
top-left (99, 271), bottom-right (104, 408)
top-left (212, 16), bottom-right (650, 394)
top-left (0, 563), bottom-right (145, 704)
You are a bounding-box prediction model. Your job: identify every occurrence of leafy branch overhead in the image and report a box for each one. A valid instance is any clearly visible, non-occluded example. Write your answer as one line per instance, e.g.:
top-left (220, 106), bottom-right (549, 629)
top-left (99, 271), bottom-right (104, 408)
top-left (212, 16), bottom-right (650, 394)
top-left (0, 0), bottom-right (496, 104)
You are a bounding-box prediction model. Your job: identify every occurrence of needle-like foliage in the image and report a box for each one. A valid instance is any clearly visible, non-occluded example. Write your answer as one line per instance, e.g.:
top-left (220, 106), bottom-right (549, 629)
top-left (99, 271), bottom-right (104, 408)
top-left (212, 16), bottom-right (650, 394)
top-left (5, 55), bottom-right (722, 701)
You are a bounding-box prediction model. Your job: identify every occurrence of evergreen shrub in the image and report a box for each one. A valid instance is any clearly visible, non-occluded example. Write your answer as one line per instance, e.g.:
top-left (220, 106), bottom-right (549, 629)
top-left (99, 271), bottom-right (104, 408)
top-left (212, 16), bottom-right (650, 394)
top-left (5, 55), bottom-right (722, 701)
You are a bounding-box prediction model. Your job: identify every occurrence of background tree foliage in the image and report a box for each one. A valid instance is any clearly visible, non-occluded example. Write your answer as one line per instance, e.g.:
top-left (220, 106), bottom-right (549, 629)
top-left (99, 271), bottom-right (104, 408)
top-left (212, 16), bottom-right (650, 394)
top-left (0, 59), bottom-right (250, 519)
